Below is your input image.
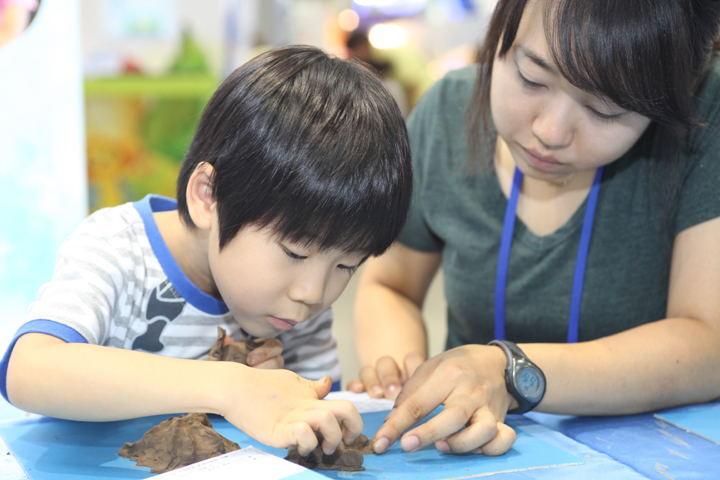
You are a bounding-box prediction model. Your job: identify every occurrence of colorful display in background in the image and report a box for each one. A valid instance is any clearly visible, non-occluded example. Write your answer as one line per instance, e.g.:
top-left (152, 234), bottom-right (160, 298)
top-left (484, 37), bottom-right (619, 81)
top-left (85, 31), bottom-right (216, 212)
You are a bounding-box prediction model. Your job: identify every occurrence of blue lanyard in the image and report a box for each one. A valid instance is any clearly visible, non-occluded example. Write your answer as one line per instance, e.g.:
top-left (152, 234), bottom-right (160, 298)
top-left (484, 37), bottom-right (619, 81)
top-left (494, 166), bottom-right (604, 343)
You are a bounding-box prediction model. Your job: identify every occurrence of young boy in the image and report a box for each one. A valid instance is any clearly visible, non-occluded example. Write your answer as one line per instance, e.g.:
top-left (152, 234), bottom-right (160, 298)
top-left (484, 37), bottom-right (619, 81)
top-left (0, 45), bottom-right (412, 457)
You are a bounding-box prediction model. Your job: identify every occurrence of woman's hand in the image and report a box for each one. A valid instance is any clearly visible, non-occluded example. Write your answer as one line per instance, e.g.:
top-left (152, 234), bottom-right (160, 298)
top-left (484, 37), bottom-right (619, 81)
top-left (223, 370), bottom-right (364, 456)
top-left (347, 352), bottom-right (424, 399)
top-left (371, 345), bottom-right (518, 456)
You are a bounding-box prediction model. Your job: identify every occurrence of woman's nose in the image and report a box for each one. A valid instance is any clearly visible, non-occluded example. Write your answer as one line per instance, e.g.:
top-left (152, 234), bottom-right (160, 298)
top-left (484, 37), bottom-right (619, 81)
top-left (532, 100), bottom-right (575, 149)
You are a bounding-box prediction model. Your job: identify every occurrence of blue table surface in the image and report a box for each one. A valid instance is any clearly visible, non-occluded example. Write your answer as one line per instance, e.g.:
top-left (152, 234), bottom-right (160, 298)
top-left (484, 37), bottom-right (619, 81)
top-left (527, 399), bottom-right (720, 480)
top-left (0, 408), bottom-right (652, 480)
top-left (1, 399), bottom-right (719, 480)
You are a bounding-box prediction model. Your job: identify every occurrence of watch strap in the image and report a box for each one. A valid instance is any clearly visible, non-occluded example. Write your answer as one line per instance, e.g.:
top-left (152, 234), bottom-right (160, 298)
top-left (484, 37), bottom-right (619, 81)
top-left (488, 340), bottom-right (545, 415)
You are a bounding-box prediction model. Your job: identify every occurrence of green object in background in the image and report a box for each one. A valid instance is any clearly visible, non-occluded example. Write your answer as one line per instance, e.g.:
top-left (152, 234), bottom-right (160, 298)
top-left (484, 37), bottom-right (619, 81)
top-left (171, 29), bottom-right (211, 75)
top-left (142, 98), bottom-right (205, 162)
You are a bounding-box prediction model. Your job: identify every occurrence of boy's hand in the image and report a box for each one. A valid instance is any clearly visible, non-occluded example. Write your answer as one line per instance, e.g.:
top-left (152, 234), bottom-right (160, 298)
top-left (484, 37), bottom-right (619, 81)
top-left (222, 336), bottom-right (285, 369)
top-left (223, 370), bottom-right (363, 456)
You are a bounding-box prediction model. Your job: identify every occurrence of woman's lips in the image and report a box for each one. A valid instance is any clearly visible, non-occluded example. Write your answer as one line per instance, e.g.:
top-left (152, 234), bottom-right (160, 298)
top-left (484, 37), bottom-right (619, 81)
top-left (523, 147), bottom-right (563, 171)
top-left (268, 316), bottom-right (297, 331)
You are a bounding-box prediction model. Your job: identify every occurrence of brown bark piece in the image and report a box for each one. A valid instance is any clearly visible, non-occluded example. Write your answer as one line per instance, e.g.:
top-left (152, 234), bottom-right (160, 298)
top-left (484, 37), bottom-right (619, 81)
top-left (206, 326), bottom-right (264, 364)
top-left (118, 413), bottom-right (240, 473)
top-left (285, 432), bottom-right (373, 471)
top-left (120, 328), bottom-right (260, 473)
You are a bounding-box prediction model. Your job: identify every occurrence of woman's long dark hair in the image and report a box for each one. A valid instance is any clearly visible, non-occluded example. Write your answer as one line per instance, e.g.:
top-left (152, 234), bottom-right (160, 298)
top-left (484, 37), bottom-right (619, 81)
top-left (469, 0), bottom-right (720, 192)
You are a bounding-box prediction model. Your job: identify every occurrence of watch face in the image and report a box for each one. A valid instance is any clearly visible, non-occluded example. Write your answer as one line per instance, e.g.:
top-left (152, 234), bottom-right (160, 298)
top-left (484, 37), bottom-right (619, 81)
top-left (516, 366), bottom-right (545, 400)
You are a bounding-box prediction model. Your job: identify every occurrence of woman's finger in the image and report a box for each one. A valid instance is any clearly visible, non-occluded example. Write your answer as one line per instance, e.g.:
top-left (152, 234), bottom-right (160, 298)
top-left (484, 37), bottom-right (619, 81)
top-left (440, 409), bottom-right (503, 453)
top-left (346, 379), bottom-right (366, 393)
top-left (359, 365), bottom-right (384, 398)
top-left (376, 356), bottom-right (404, 399)
top-left (403, 351), bottom-right (425, 381)
top-left (397, 400), bottom-right (483, 452)
top-left (473, 422), bottom-right (517, 456)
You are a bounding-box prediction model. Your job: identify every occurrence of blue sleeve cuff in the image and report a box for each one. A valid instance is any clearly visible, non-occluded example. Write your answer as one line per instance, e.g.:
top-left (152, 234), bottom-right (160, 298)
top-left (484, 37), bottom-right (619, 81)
top-left (0, 320), bottom-right (87, 404)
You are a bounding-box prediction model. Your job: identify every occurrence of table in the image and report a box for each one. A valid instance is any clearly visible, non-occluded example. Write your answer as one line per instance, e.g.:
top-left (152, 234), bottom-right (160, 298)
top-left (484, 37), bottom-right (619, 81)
top-left (0, 398), bottom-right (718, 480)
top-left (527, 399), bottom-right (720, 479)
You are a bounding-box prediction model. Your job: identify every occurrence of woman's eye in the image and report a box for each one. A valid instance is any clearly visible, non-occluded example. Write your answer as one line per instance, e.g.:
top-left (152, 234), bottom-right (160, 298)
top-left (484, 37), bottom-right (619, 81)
top-left (588, 107), bottom-right (622, 123)
top-left (516, 70), bottom-right (544, 89)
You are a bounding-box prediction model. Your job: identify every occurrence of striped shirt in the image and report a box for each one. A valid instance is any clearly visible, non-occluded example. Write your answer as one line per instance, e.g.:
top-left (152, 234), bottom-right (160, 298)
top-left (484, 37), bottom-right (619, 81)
top-left (0, 195), bottom-right (341, 401)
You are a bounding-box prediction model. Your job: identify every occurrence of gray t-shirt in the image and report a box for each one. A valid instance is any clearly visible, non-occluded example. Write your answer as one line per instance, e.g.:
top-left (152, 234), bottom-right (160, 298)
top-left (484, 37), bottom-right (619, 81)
top-left (401, 60), bottom-right (720, 348)
top-left (0, 195), bottom-right (340, 402)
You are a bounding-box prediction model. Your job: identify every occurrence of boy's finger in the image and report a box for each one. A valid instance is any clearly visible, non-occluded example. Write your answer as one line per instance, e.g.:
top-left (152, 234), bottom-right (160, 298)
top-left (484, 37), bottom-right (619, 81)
top-left (309, 409), bottom-right (344, 455)
top-left (307, 375), bottom-right (333, 399)
top-left (249, 356), bottom-right (285, 369)
top-left (246, 338), bottom-right (283, 366)
top-left (359, 365), bottom-right (384, 398)
top-left (376, 356), bottom-right (403, 399)
top-left (289, 422), bottom-right (320, 457)
top-left (318, 399), bottom-right (364, 445)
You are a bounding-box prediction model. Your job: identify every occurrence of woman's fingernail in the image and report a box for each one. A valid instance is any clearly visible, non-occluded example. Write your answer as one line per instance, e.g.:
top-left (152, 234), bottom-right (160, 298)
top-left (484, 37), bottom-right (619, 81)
top-left (471, 447), bottom-right (483, 454)
top-left (373, 437), bottom-right (389, 454)
top-left (401, 435), bottom-right (420, 452)
top-left (372, 385), bottom-right (384, 397)
top-left (247, 356), bottom-right (256, 365)
top-left (436, 440), bottom-right (450, 453)
top-left (386, 384), bottom-right (399, 396)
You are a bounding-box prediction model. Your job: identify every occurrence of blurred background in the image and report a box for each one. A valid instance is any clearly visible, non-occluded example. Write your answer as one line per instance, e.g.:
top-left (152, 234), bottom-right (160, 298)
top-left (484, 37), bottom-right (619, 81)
top-left (0, 0), bottom-right (498, 418)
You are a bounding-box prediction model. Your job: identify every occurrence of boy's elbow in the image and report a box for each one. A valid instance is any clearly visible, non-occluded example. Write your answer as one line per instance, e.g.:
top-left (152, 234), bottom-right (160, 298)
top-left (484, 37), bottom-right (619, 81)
top-left (6, 333), bottom-right (65, 411)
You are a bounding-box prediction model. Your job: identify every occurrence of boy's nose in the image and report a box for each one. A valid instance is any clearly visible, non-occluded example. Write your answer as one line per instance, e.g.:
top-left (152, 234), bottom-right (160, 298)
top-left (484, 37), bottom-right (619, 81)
top-left (288, 274), bottom-right (325, 306)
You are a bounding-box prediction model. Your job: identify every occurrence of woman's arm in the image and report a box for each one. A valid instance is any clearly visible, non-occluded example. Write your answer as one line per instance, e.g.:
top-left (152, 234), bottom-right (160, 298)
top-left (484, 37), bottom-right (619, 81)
top-left (7, 333), bottom-right (363, 456)
top-left (372, 216), bottom-right (720, 455)
top-left (348, 244), bottom-right (441, 398)
top-left (527, 214), bottom-right (720, 414)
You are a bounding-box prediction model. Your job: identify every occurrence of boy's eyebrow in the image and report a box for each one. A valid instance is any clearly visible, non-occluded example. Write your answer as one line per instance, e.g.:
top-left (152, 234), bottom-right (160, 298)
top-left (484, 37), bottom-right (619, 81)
top-left (516, 45), bottom-right (558, 75)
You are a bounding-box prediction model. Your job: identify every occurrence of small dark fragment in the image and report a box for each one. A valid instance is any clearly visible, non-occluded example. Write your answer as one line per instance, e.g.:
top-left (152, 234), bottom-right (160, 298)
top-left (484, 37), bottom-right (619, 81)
top-left (118, 413), bottom-right (240, 473)
top-left (285, 432), bottom-right (373, 471)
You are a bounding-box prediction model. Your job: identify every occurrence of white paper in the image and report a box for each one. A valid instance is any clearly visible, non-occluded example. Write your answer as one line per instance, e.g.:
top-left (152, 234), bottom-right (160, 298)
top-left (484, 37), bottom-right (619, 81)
top-left (324, 391), bottom-right (394, 413)
top-left (153, 446), bottom-right (308, 480)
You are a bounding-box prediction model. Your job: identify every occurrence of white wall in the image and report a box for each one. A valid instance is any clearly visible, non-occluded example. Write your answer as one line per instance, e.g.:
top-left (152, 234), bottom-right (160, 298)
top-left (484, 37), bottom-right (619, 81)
top-left (0, 0), bottom-right (87, 418)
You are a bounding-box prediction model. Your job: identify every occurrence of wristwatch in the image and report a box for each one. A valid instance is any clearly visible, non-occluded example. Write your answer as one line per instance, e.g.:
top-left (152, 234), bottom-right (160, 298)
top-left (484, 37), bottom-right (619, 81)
top-left (488, 340), bottom-right (546, 414)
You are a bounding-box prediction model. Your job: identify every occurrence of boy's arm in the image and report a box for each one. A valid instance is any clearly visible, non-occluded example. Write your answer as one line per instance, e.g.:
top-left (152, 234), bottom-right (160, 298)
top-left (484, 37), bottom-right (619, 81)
top-left (7, 332), bottom-right (363, 456)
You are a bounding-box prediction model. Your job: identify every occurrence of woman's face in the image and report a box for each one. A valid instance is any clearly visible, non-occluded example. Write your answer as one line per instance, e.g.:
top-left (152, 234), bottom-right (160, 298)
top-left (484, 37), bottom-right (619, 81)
top-left (490, 0), bottom-right (651, 182)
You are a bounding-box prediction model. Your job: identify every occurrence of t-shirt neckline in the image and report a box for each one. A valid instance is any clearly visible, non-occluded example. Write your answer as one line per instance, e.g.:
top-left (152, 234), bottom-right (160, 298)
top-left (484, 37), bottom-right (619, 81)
top-left (133, 194), bottom-right (229, 315)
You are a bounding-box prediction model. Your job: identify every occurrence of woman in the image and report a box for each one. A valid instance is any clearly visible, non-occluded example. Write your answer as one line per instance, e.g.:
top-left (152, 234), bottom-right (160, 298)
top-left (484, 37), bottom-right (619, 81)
top-left (351, 0), bottom-right (720, 457)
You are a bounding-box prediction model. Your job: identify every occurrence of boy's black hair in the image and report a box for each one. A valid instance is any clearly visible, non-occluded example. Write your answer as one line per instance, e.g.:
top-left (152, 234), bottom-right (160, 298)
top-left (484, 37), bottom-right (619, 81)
top-left (176, 45), bottom-right (412, 256)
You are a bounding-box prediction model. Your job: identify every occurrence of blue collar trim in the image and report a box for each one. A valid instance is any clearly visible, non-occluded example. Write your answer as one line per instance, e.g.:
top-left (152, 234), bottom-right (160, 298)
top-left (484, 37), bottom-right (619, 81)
top-left (133, 194), bottom-right (229, 315)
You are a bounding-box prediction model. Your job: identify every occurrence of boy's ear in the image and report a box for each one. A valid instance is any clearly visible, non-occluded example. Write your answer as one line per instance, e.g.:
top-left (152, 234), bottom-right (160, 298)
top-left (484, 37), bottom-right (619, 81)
top-left (186, 162), bottom-right (216, 231)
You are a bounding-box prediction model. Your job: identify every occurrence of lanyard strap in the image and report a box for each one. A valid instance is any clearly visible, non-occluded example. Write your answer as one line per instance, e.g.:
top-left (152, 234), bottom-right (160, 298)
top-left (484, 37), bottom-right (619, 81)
top-left (494, 166), bottom-right (604, 343)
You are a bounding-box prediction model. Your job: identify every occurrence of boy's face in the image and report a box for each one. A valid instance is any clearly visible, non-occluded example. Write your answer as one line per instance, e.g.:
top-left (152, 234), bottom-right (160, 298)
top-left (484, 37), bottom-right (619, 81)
top-left (206, 222), bottom-right (366, 338)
